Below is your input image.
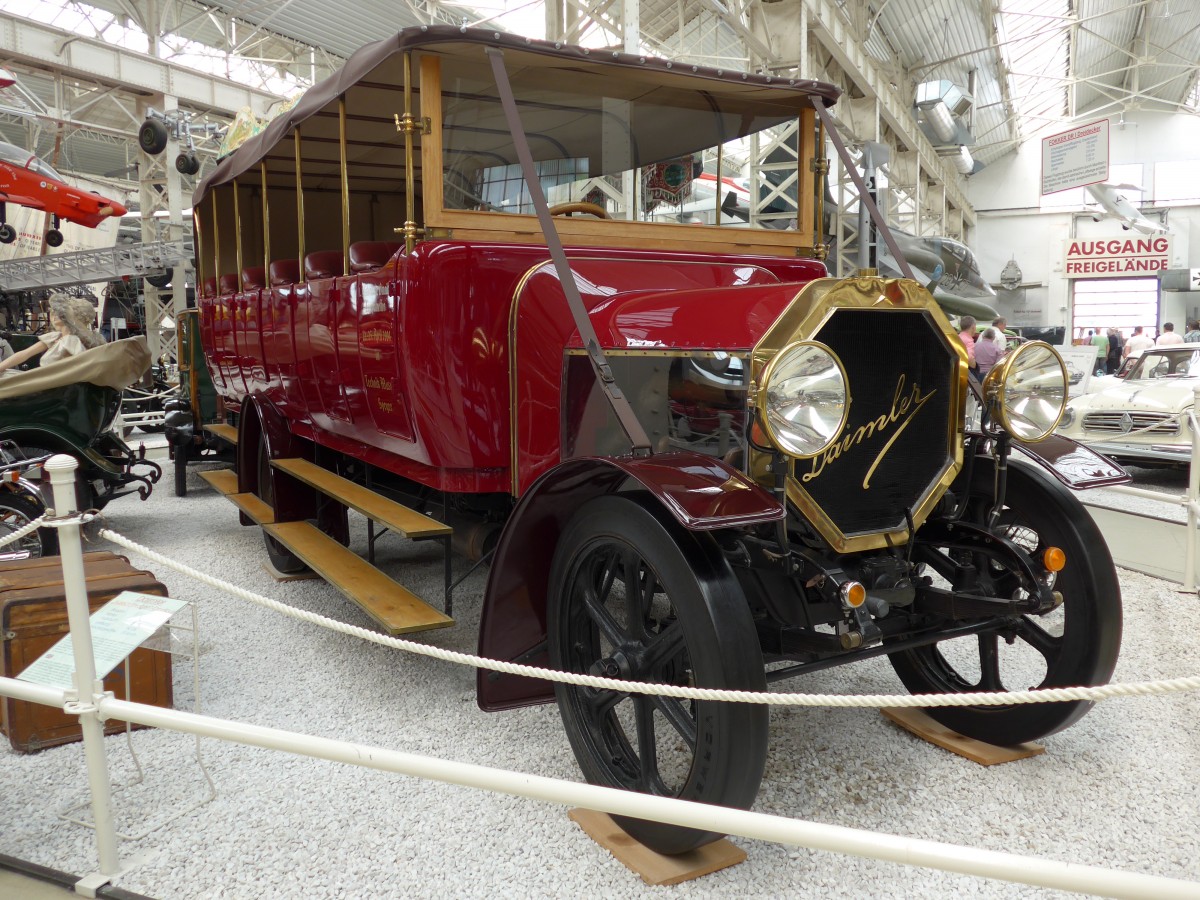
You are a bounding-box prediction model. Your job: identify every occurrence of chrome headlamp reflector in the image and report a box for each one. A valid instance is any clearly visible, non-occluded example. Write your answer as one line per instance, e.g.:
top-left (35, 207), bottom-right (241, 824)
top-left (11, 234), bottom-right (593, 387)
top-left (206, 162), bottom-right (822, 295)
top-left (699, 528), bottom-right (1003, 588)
top-left (983, 340), bottom-right (1067, 442)
top-left (757, 341), bottom-right (849, 457)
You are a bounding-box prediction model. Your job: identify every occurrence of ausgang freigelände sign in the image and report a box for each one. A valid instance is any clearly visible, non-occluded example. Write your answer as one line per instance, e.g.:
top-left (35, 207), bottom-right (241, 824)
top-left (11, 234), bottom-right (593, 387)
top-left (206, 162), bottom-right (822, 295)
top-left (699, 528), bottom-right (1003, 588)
top-left (1063, 235), bottom-right (1172, 279)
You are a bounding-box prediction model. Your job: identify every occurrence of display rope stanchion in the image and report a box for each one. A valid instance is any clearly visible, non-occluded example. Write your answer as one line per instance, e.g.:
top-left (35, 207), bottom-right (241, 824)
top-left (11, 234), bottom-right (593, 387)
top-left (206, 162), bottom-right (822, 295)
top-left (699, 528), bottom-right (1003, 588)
top-left (46, 455), bottom-right (122, 882)
top-left (97, 526), bottom-right (1200, 709)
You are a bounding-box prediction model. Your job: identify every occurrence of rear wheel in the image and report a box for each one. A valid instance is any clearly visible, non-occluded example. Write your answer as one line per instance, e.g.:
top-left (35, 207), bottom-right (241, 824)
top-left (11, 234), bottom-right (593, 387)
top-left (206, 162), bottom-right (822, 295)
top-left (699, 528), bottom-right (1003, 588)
top-left (548, 495), bottom-right (768, 855)
top-left (0, 492), bottom-right (57, 560)
top-left (255, 437), bottom-right (306, 574)
top-left (891, 461), bottom-right (1122, 744)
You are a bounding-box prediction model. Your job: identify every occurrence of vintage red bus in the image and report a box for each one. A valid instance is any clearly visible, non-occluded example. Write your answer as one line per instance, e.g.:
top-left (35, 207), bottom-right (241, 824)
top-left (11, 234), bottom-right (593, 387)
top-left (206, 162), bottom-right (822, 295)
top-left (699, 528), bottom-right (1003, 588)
top-left (183, 27), bottom-right (1125, 855)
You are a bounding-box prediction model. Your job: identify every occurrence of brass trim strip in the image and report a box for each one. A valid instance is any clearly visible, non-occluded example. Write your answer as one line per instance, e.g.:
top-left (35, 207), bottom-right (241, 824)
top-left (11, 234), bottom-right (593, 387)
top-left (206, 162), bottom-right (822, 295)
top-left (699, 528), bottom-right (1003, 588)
top-left (261, 161), bottom-right (269, 274)
top-left (340, 96), bottom-right (351, 275)
top-left (295, 129), bottom-right (305, 283)
top-left (233, 178), bottom-right (243, 279)
top-left (211, 189), bottom-right (220, 289)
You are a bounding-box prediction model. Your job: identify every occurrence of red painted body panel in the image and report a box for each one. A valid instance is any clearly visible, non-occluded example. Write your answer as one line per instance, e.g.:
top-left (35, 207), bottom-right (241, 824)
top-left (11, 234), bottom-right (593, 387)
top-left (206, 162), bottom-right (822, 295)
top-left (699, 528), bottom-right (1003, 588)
top-left (200, 240), bottom-right (827, 495)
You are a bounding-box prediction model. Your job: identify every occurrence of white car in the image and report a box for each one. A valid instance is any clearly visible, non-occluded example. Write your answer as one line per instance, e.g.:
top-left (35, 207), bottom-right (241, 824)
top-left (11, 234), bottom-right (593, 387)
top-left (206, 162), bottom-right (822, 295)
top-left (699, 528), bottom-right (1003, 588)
top-left (1057, 343), bottom-right (1200, 466)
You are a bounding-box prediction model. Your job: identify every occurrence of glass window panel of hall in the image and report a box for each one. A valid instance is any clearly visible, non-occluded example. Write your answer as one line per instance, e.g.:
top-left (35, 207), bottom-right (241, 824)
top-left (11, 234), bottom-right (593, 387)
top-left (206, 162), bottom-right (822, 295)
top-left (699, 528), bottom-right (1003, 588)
top-left (438, 53), bottom-right (802, 229)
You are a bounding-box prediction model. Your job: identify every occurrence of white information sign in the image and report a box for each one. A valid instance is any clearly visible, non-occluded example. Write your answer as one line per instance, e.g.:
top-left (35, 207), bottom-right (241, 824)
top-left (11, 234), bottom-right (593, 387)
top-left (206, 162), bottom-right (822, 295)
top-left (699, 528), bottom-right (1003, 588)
top-left (17, 591), bottom-right (188, 689)
top-left (1041, 119), bottom-right (1109, 195)
top-left (1057, 346), bottom-right (1102, 397)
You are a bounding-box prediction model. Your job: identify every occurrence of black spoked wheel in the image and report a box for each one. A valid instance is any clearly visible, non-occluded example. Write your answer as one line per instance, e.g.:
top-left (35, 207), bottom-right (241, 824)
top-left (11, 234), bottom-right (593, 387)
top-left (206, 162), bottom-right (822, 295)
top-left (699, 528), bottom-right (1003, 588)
top-left (0, 492), bottom-right (57, 560)
top-left (548, 495), bottom-right (768, 856)
top-left (891, 460), bottom-right (1122, 745)
top-left (255, 438), bottom-right (306, 574)
top-left (173, 441), bottom-right (189, 497)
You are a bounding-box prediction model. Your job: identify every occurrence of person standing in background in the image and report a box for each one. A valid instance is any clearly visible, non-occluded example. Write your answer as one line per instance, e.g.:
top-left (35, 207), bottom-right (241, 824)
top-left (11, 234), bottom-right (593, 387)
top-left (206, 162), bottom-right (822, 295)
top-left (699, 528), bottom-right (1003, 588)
top-left (1124, 325), bottom-right (1154, 358)
top-left (991, 316), bottom-right (1009, 351)
top-left (1156, 322), bottom-right (1184, 346)
top-left (957, 316), bottom-right (978, 372)
top-left (975, 327), bottom-right (1004, 378)
top-left (1184, 319), bottom-right (1200, 344)
top-left (1106, 327), bottom-right (1123, 374)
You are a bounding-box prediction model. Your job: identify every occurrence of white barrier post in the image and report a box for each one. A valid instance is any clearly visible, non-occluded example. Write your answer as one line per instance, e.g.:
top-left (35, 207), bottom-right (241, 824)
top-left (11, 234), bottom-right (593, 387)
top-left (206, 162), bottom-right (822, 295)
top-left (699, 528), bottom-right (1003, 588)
top-left (1186, 385), bottom-right (1200, 593)
top-left (45, 455), bottom-right (121, 877)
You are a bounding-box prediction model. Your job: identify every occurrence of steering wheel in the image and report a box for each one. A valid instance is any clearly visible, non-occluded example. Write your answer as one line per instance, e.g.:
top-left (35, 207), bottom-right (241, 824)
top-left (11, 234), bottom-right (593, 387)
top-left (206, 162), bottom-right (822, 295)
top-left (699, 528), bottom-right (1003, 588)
top-left (548, 201), bottom-right (610, 219)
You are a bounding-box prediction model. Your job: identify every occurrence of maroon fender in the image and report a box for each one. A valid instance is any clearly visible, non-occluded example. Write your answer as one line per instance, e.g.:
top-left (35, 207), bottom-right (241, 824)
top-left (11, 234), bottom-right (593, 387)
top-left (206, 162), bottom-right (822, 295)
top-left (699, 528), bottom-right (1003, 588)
top-left (1011, 433), bottom-right (1129, 489)
top-left (475, 451), bottom-right (783, 711)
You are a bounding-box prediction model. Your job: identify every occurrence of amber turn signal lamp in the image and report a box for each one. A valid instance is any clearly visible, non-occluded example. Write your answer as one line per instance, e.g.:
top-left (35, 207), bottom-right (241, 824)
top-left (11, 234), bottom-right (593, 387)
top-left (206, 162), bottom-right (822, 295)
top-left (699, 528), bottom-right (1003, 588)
top-left (1043, 547), bottom-right (1066, 572)
top-left (840, 581), bottom-right (866, 608)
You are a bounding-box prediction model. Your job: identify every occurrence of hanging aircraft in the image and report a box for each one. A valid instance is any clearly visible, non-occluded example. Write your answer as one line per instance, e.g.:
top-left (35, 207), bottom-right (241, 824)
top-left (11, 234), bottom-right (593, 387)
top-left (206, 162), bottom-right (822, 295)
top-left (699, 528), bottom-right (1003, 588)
top-left (1085, 182), bottom-right (1168, 235)
top-left (0, 140), bottom-right (127, 246)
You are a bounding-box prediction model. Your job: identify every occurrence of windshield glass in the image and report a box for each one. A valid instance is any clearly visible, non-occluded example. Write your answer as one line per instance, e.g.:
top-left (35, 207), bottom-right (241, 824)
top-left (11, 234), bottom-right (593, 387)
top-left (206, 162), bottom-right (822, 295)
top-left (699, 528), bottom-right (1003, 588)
top-left (1128, 349), bottom-right (1200, 380)
top-left (26, 156), bottom-right (63, 181)
top-left (0, 141), bottom-right (32, 167)
top-left (439, 55), bottom-right (806, 230)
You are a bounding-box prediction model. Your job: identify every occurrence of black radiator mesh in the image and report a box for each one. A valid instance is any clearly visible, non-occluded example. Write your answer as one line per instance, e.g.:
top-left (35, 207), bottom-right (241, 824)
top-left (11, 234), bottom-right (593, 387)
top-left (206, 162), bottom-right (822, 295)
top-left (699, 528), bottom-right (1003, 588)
top-left (791, 308), bottom-right (956, 537)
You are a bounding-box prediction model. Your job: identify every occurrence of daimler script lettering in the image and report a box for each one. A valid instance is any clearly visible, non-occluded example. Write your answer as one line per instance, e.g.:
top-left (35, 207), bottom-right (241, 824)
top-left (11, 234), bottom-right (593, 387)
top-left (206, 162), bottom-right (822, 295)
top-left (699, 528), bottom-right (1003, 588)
top-left (801, 375), bottom-right (936, 489)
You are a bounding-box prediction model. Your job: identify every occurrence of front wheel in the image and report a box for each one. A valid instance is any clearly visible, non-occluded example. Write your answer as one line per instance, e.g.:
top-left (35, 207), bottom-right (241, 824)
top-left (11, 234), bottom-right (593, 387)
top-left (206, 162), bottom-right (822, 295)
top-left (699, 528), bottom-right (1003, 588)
top-left (255, 437), bottom-right (306, 574)
top-left (891, 460), bottom-right (1122, 744)
top-left (0, 492), bottom-right (58, 560)
top-left (547, 495), bottom-right (768, 855)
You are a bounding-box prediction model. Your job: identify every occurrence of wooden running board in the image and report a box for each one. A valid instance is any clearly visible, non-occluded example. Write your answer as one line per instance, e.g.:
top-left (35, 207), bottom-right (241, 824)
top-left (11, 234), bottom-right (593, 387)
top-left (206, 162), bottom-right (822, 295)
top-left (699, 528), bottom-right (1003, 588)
top-left (263, 520), bottom-right (454, 634)
top-left (204, 423), bottom-right (239, 445)
top-left (271, 458), bottom-right (451, 538)
top-left (198, 469), bottom-right (238, 496)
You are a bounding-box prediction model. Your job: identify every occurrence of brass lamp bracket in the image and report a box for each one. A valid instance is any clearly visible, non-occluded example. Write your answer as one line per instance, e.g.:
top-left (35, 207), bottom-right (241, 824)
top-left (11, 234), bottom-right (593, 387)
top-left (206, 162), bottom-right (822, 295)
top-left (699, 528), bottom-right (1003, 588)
top-left (810, 157), bottom-right (830, 175)
top-left (394, 113), bottom-right (431, 135)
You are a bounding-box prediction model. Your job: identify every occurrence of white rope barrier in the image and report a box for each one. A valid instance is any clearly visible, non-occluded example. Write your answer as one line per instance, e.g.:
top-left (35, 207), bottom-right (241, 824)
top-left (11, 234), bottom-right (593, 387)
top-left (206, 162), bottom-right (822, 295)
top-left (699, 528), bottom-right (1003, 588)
top-left (0, 513), bottom-right (47, 549)
top-left (97, 526), bottom-right (1200, 709)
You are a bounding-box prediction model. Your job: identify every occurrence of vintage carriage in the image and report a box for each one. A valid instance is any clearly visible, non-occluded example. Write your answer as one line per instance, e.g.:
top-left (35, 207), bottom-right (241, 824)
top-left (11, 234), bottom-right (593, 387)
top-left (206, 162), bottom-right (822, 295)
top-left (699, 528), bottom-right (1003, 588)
top-left (186, 27), bottom-right (1126, 854)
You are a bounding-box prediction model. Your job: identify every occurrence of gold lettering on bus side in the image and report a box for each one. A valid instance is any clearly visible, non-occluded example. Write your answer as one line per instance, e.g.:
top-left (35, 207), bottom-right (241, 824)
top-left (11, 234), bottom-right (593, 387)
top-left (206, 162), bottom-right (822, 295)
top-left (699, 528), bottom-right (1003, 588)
top-left (801, 375), bottom-right (936, 487)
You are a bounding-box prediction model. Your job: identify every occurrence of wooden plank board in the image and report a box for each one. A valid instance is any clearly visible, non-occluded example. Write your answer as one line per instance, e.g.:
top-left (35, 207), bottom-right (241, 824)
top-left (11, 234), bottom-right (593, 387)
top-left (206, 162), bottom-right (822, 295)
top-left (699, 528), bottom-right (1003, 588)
top-left (263, 520), bottom-right (453, 634)
top-left (227, 492), bottom-right (275, 526)
top-left (198, 468), bottom-right (238, 496)
top-left (271, 458), bottom-right (451, 538)
top-left (568, 809), bottom-right (746, 885)
top-left (882, 708), bottom-right (1044, 766)
top-left (203, 423), bottom-right (239, 444)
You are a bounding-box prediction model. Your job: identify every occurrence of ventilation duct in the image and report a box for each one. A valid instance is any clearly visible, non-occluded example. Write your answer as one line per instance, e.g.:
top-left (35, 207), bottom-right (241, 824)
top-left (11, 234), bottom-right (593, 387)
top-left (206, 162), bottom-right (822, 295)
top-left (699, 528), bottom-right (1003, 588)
top-left (936, 144), bottom-right (975, 176)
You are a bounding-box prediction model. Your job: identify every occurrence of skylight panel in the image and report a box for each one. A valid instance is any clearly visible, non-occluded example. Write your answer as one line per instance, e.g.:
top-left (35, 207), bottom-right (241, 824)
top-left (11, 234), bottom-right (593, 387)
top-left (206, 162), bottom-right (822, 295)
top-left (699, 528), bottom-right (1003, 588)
top-left (998, 0), bottom-right (1072, 136)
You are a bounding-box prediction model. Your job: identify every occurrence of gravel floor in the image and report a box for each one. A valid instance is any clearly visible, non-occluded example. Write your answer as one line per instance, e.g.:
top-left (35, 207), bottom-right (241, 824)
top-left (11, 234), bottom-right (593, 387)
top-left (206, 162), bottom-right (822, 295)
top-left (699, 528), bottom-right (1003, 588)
top-left (1, 454), bottom-right (1198, 899)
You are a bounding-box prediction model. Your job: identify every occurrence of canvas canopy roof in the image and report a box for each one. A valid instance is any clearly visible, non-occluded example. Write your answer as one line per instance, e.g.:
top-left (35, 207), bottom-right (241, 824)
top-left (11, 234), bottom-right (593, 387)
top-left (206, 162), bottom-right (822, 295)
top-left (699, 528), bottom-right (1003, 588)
top-left (193, 25), bottom-right (842, 206)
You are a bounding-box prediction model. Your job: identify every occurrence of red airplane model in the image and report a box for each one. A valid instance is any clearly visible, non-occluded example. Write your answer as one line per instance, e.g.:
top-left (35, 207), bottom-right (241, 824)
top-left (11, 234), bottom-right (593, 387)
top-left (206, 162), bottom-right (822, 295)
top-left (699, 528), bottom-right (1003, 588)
top-left (0, 140), bottom-right (127, 247)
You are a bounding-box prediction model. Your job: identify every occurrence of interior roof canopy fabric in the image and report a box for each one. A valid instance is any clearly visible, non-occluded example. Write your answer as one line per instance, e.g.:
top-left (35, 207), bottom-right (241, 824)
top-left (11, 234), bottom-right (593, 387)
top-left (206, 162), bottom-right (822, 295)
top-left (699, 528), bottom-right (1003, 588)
top-left (192, 25), bottom-right (842, 208)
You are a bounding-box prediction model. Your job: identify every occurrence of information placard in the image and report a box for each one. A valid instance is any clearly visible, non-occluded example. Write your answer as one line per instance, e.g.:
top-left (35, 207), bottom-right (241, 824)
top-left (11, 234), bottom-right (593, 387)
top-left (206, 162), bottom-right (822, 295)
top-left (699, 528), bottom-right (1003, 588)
top-left (1041, 120), bottom-right (1109, 195)
top-left (17, 591), bottom-right (188, 689)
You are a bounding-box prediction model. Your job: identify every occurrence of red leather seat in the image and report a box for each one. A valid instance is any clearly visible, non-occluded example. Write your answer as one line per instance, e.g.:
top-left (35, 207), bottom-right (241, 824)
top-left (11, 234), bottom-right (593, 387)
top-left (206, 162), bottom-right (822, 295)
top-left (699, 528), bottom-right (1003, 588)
top-left (268, 259), bottom-right (300, 287)
top-left (241, 266), bottom-right (266, 290)
top-left (349, 241), bottom-right (403, 274)
top-left (218, 273), bottom-right (239, 295)
top-left (304, 250), bottom-right (344, 280)
top-left (201, 277), bottom-right (217, 299)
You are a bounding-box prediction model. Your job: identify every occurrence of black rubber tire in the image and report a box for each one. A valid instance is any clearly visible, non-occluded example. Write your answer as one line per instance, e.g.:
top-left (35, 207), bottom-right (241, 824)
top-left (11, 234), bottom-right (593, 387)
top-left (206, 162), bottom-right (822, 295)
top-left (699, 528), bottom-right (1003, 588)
top-left (173, 443), bottom-right (188, 498)
top-left (175, 152), bottom-right (198, 175)
top-left (139, 118), bottom-right (169, 155)
top-left (547, 495), bottom-right (768, 855)
top-left (145, 268), bottom-right (173, 289)
top-left (0, 492), bottom-right (58, 559)
top-left (0, 223), bottom-right (15, 244)
top-left (45, 230), bottom-right (63, 248)
top-left (255, 437), bottom-right (306, 574)
top-left (890, 460), bottom-right (1122, 744)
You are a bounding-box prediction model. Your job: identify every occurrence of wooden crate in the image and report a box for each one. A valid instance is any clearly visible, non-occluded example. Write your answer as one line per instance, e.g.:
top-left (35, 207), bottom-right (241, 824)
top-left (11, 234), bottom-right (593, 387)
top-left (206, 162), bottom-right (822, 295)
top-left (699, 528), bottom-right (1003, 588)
top-left (1, 553), bottom-right (172, 752)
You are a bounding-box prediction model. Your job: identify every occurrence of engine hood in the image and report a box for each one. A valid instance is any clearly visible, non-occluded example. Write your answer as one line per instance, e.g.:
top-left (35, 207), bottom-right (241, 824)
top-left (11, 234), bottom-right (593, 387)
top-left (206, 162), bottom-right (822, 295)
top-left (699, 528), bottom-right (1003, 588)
top-left (585, 282), bottom-right (805, 351)
top-left (1069, 378), bottom-right (1199, 414)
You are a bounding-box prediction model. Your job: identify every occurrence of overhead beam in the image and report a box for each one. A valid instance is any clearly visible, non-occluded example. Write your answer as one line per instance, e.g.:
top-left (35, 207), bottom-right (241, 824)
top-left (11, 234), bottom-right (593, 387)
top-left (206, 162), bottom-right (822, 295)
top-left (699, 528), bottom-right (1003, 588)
top-left (0, 11), bottom-right (281, 118)
top-left (796, 0), bottom-right (975, 226)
